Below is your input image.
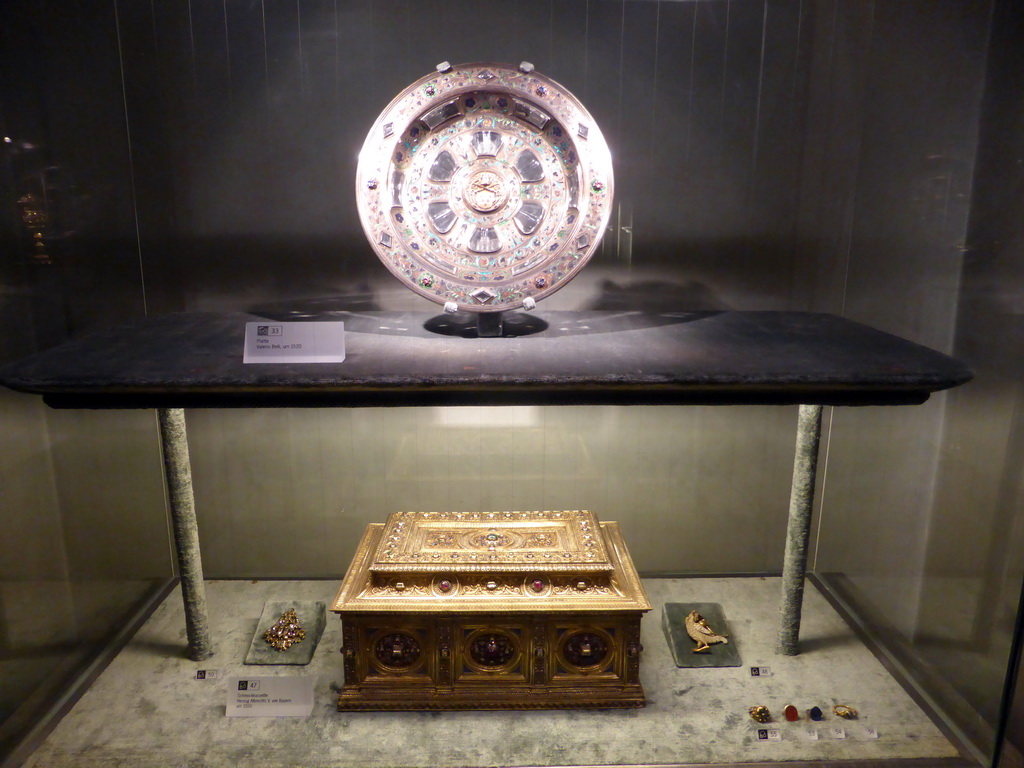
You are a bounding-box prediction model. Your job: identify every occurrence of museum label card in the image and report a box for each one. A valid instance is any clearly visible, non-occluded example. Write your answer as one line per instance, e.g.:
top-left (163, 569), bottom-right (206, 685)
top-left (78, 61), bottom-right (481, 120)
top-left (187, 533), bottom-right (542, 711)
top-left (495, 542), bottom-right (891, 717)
top-left (243, 322), bottom-right (345, 364)
top-left (226, 676), bottom-right (314, 717)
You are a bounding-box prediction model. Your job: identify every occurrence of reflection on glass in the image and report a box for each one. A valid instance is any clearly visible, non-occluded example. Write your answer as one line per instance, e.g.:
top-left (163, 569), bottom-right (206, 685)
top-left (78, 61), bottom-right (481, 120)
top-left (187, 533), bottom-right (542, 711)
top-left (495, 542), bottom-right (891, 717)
top-left (390, 171), bottom-right (405, 208)
top-left (567, 166), bottom-right (580, 207)
top-left (514, 201), bottom-right (544, 235)
top-left (428, 151), bottom-right (458, 182)
top-left (514, 150), bottom-right (544, 183)
top-left (469, 227), bottom-right (500, 253)
top-left (427, 202), bottom-right (457, 233)
top-left (471, 131), bottom-right (503, 157)
top-left (421, 100), bottom-right (461, 130)
top-left (513, 99), bottom-right (551, 130)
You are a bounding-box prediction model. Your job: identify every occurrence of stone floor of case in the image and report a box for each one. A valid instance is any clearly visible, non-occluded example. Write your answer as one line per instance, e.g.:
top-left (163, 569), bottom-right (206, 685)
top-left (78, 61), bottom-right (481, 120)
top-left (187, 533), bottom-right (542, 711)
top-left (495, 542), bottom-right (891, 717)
top-left (23, 577), bottom-right (964, 768)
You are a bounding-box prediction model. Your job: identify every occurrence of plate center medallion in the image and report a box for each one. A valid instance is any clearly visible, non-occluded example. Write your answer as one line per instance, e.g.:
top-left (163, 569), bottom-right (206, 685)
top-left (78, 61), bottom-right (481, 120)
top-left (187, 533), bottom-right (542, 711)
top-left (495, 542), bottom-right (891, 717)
top-left (465, 169), bottom-right (509, 213)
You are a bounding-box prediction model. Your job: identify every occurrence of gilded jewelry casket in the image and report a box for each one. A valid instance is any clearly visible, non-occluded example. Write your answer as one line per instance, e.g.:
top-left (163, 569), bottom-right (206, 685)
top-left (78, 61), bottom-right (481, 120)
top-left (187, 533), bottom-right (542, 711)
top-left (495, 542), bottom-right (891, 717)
top-left (331, 510), bottom-right (651, 710)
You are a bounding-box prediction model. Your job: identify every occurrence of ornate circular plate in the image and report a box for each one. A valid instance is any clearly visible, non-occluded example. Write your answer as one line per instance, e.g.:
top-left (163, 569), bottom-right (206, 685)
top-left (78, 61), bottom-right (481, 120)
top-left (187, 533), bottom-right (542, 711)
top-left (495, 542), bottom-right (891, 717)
top-left (355, 62), bottom-right (614, 313)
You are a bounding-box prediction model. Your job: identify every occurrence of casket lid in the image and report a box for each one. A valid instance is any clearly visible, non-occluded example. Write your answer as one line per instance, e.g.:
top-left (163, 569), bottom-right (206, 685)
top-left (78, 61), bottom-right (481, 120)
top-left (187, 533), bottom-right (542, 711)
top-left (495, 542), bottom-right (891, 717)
top-left (371, 510), bottom-right (608, 573)
top-left (332, 510), bottom-right (651, 614)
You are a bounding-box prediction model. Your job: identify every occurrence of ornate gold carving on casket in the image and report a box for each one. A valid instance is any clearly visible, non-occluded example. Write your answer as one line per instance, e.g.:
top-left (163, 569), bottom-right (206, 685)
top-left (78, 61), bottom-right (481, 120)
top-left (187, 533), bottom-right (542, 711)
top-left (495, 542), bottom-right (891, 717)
top-left (331, 510), bottom-right (650, 710)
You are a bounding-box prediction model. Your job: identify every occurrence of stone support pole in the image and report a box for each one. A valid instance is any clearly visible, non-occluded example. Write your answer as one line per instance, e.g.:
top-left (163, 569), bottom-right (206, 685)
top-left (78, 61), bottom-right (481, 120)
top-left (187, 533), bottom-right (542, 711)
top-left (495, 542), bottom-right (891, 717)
top-left (157, 407), bottom-right (213, 661)
top-left (777, 403), bottom-right (824, 656)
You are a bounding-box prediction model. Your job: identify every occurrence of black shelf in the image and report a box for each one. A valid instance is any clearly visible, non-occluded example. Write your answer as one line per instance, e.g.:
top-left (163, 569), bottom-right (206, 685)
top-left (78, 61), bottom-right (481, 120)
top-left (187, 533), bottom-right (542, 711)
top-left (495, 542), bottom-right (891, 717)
top-left (0, 310), bottom-right (973, 409)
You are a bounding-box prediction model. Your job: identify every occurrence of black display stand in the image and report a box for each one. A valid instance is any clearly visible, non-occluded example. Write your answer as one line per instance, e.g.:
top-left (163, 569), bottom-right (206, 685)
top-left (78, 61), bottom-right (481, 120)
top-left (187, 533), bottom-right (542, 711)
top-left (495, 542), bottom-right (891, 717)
top-left (0, 310), bottom-right (972, 660)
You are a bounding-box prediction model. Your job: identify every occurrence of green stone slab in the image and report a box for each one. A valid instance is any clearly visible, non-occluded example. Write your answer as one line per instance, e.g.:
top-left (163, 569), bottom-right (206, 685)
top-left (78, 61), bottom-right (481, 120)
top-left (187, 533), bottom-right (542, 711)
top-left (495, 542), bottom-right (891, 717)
top-left (244, 601), bottom-right (326, 666)
top-left (662, 602), bottom-right (741, 668)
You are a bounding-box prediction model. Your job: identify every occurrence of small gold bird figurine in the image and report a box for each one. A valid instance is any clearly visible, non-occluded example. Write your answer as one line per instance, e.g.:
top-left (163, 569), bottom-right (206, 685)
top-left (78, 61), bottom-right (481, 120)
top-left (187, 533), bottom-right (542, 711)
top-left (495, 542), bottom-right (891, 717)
top-left (685, 610), bottom-right (729, 653)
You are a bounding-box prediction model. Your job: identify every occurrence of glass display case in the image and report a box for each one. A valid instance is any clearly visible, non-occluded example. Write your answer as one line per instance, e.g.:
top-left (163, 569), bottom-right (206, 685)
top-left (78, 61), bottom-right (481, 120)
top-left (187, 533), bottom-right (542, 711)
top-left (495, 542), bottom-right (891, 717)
top-left (1, 1), bottom-right (1022, 767)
